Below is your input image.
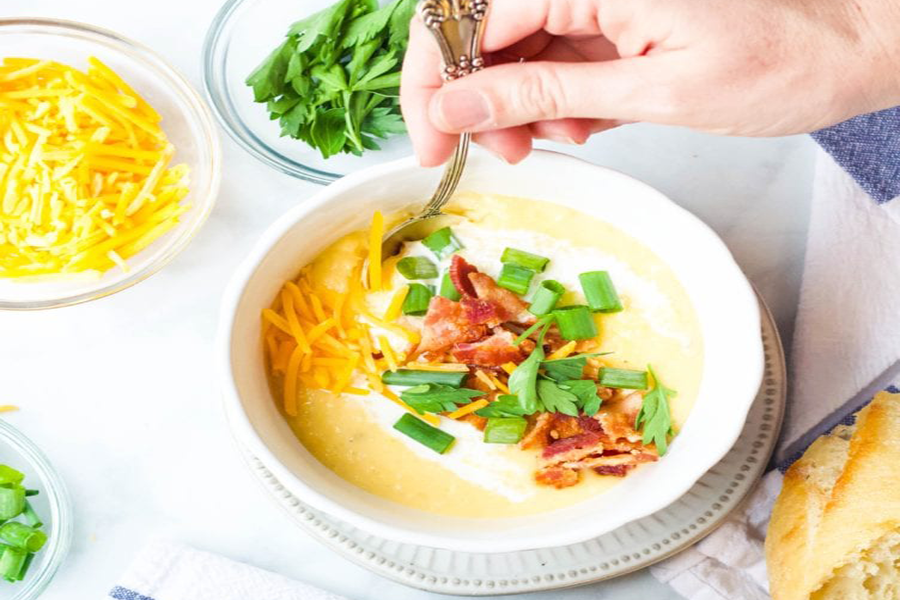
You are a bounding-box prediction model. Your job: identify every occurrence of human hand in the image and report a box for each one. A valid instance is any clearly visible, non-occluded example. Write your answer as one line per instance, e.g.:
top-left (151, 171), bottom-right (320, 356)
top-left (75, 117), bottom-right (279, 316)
top-left (400, 0), bottom-right (900, 166)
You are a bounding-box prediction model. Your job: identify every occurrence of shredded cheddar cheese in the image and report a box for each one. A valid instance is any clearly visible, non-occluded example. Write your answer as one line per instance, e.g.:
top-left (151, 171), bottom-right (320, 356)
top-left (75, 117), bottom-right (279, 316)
top-left (0, 57), bottom-right (190, 278)
top-left (547, 341), bottom-right (577, 360)
top-left (501, 362), bottom-right (517, 375)
top-left (474, 369), bottom-right (496, 390)
top-left (383, 284), bottom-right (408, 322)
top-left (446, 399), bottom-right (489, 420)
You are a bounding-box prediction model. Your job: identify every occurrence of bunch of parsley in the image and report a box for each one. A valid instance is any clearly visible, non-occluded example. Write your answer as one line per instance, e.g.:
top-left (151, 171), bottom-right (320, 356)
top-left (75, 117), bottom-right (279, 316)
top-left (246, 0), bottom-right (416, 159)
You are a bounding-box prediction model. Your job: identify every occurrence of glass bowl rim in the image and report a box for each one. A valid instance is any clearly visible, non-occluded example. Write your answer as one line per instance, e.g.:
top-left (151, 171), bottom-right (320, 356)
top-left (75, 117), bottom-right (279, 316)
top-left (0, 419), bottom-right (73, 598)
top-left (0, 17), bottom-right (223, 311)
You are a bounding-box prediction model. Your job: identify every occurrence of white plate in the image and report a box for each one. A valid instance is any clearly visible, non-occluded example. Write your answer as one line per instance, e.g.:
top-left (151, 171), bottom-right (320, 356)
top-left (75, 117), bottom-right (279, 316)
top-left (228, 293), bottom-right (783, 595)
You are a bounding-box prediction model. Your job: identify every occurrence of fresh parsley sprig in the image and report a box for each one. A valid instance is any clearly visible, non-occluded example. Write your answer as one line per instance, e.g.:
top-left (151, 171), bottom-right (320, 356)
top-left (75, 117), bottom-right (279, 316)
top-left (246, 0), bottom-right (416, 159)
top-left (635, 365), bottom-right (676, 455)
top-left (400, 384), bottom-right (485, 415)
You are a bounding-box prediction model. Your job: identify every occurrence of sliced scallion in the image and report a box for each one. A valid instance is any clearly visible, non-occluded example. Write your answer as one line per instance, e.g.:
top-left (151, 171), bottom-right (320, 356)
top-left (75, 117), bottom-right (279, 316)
top-left (483, 417), bottom-right (528, 444)
top-left (600, 368), bottom-right (649, 389)
top-left (402, 283), bottom-right (433, 316)
top-left (497, 264), bottom-right (534, 295)
top-left (528, 280), bottom-right (565, 315)
top-left (0, 523), bottom-right (46, 553)
top-left (382, 369), bottom-right (467, 388)
top-left (501, 248), bottom-right (549, 272)
top-left (579, 271), bottom-right (623, 313)
top-left (21, 502), bottom-right (41, 529)
top-left (439, 272), bottom-right (461, 301)
top-left (0, 468), bottom-right (23, 487)
top-left (553, 305), bottom-right (598, 340)
top-left (0, 546), bottom-right (26, 583)
top-left (397, 256), bottom-right (438, 280)
top-left (13, 552), bottom-right (32, 582)
top-left (393, 413), bottom-right (455, 454)
top-left (0, 488), bottom-right (24, 521)
top-left (422, 227), bottom-right (462, 259)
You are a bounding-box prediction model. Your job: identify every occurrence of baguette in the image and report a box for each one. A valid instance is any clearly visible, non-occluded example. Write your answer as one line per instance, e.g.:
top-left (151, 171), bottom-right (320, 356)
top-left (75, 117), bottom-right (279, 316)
top-left (765, 391), bottom-right (900, 600)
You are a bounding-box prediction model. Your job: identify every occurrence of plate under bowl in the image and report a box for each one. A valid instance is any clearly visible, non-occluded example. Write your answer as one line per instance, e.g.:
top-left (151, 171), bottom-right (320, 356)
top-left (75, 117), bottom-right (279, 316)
top-left (218, 149), bottom-right (764, 552)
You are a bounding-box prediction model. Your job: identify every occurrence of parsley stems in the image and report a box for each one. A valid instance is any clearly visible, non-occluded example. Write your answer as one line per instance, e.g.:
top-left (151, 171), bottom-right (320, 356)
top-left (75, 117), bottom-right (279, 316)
top-left (529, 280), bottom-right (565, 315)
top-left (599, 368), bottom-right (649, 389)
top-left (553, 305), bottom-right (598, 340)
top-left (382, 369), bottom-right (467, 388)
top-left (497, 264), bottom-right (534, 295)
top-left (393, 413), bottom-right (455, 454)
top-left (513, 314), bottom-right (555, 346)
top-left (579, 271), bottom-right (623, 313)
top-left (484, 417), bottom-right (528, 444)
top-left (439, 272), bottom-right (461, 301)
top-left (401, 283), bottom-right (433, 316)
top-left (422, 227), bottom-right (462, 259)
top-left (501, 248), bottom-right (549, 272)
top-left (397, 256), bottom-right (438, 280)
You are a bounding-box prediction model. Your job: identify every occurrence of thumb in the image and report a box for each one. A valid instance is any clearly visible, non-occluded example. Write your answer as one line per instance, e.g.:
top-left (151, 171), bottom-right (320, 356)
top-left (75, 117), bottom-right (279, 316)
top-left (427, 58), bottom-right (673, 133)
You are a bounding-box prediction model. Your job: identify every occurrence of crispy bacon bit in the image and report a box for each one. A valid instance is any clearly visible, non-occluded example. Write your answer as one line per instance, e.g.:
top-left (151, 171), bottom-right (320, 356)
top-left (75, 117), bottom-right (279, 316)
top-left (418, 296), bottom-right (486, 353)
top-left (593, 464), bottom-right (633, 477)
top-left (452, 329), bottom-right (523, 367)
top-left (460, 296), bottom-right (499, 326)
top-left (535, 466), bottom-right (580, 489)
top-left (468, 272), bottom-right (536, 325)
top-left (542, 432), bottom-right (602, 459)
top-left (520, 413), bottom-right (554, 450)
top-left (459, 412), bottom-right (488, 431)
top-left (596, 412), bottom-right (643, 444)
top-left (449, 255), bottom-right (478, 297)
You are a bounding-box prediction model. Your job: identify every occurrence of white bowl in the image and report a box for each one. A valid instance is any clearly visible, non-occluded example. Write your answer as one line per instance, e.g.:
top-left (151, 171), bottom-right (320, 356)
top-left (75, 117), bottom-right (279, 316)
top-left (218, 149), bottom-right (763, 553)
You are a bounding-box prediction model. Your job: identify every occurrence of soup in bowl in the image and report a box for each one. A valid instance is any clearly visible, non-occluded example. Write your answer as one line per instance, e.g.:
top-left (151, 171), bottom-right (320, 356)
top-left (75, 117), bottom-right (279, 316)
top-left (219, 149), bottom-right (762, 552)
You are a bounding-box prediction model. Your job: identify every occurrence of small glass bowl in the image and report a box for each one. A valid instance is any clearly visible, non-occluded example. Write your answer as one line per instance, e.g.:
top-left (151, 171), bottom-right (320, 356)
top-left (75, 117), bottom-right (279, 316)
top-left (203, 0), bottom-right (413, 184)
top-left (0, 420), bottom-right (72, 599)
top-left (0, 18), bottom-right (222, 310)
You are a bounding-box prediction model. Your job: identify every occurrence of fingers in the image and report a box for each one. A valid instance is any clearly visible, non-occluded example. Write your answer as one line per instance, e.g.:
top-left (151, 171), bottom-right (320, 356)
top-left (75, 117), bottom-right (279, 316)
top-left (481, 0), bottom-right (604, 52)
top-left (427, 57), bottom-right (672, 133)
top-left (400, 18), bottom-right (459, 166)
top-left (473, 127), bottom-right (533, 164)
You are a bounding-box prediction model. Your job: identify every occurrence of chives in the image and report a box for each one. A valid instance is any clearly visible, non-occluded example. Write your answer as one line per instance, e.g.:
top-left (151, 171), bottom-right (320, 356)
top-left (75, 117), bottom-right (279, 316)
top-left (600, 368), bottom-right (649, 389)
top-left (0, 546), bottom-right (26, 583)
top-left (0, 468), bottom-right (23, 487)
top-left (0, 488), bottom-right (24, 521)
top-left (13, 552), bottom-right (32, 582)
top-left (579, 271), bottom-right (623, 313)
top-left (528, 280), bottom-right (565, 315)
top-left (402, 283), bottom-right (433, 316)
top-left (393, 413), bottom-right (455, 454)
top-left (484, 417), bottom-right (528, 444)
top-left (439, 272), bottom-right (461, 301)
top-left (422, 227), bottom-right (462, 259)
top-left (21, 502), bottom-right (41, 529)
top-left (501, 248), bottom-right (549, 272)
top-left (497, 264), bottom-right (534, 295)
top-left (553, 305), bottom-right (598, 340)
top-left (382, 369), bottom-right (467, 388)
top-left (397, 256), bottom-right (438, 280)
top-left (0, 523), bottom-right (46, 553)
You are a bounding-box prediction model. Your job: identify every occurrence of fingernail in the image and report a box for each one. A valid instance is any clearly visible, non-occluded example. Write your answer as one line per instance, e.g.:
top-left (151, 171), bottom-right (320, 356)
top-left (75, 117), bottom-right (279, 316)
top-left (546, 134), bottom-right (581, 145)
top-left (433, 90), bottom-right (492, 130)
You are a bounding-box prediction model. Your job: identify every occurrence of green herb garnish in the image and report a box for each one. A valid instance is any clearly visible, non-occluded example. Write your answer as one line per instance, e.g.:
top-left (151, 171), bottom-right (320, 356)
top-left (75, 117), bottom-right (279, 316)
top-left (528, 280), bottom-right (565, 316)
top-left (501, 248), bottom-right (549, 272)
top-left (540, 352), bottom-right (606, 382)
top-left (381, 369), bottom-right (467, 388)
top-left (422, 227), bottom-right (462, 259)
top-left (552, 305), bottom-right (598, 340)
top-left (536, 379), bottom-right (580, 417)
top-left (579, 271), bottom-right (623, 313)
top-left (400, 384), bottom-right (485, 415)
top-left (401, 283), bottom-right (433, 316)
top-left (508, 320), bottom-right (553, 414)
top-left (246, 0), bottom-right (416, 159)
top-left (0, 465), bottom-right (46, 582)
top-left (559, 379), bottom-right (603, 416)
top-left (599, 368), bottom-right (648, 390)
top-left (484, 417), bottom-right (528, 444)
top-left (396, 256), bottom-right (438, 280)
top-left (474, 394), bottom-right (529, 418)
top-left (393, 413), bottom-right (455, 454)
top-left (497, 264), bottom-right (535, 295)
top-left (635, 365), bottom-right (676, 456)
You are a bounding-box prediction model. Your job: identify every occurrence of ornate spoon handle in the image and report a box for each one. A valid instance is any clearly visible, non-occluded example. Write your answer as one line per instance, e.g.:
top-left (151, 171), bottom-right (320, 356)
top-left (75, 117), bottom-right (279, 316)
top-left (418, 0), bottom-right (489, 81)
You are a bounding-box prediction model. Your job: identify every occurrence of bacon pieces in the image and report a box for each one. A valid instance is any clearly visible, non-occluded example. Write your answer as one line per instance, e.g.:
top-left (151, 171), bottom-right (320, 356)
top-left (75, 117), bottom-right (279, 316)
top-left (460, 296), bottom-right (500, 327)
top-left (418, 296), bottom-right (486, 353)
top-left (452, 329), bottom-right (524, 367)
top-left (449, 254), bottom-right (478, 297)
top-left (468, 272), bottom-right (535, 325)
top-left (535, 466), bottom-right (580, 489)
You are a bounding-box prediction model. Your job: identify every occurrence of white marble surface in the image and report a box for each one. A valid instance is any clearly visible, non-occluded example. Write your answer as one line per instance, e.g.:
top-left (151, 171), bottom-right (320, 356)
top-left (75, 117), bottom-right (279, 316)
top-left (2, 1), bottom-right (815, 598)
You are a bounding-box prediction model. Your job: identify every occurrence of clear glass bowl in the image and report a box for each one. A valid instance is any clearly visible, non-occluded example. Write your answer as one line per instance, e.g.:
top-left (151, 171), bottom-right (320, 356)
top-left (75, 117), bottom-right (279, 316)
top-left (0, 420), bottom-right (72, 599)
top-left (0, 18), bottom-right (222, 310)
top-left (203, 0), bottom-right (413, 184)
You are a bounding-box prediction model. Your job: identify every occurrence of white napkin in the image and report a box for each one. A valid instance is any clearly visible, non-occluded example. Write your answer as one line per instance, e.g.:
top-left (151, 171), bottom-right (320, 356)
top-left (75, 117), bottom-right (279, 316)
top-left (651, 148), bottom-right (900, 599)
top-left (107, 540), bottom-right (347, 600)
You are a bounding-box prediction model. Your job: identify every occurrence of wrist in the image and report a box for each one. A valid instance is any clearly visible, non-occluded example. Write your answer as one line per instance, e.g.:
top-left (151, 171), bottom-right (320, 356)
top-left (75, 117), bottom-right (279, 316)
top-left (856, 0), bottom-right (900, 111)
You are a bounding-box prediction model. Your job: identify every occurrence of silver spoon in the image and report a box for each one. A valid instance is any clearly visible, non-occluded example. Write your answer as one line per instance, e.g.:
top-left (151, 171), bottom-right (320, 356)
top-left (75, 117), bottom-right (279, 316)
top-left (377, 0), bottom-right (489, 260)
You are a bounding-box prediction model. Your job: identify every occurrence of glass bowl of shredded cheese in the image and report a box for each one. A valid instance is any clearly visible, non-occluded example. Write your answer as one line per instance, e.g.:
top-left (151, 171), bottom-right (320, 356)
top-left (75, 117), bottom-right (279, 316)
top-left (0, 18), bottom-right (221, 309)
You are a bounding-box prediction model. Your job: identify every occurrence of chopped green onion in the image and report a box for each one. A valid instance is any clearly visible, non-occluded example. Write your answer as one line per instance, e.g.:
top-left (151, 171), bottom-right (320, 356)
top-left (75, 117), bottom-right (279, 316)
top-left (497, 264), bottom-right (534, 295)
top-left (402, 283), bottom-right (433, 316)
top-left (393, 413), bottom-right (455, 454)
top-left (13, 552), bottom-right (32, 582)
top-left (528, 280), bottom-right (565, 315)
top-left (600, 368), bottom-right (649, 389)
top-left (0, 523), bottom-right (45, 553)
top-left (0, 468), bottom-right (23, 487)
top-left (22, 502), bottom-right (41, 529)
top-left (513, 314), bottom-right (555, 346)
top-left (0, 546), bottom-right (26, 582)
top-left (22, 490), bottom-right (38, 498)
top-left (397, 256), bottom-right (438, 280)
top-left (422, 227), bottom-right (462, 259)
top-left (439, 272), bottom-right (461, 301)
top-left (501, 248), bottom-right (549, 272)
top-left (484, 417), bottom-right (528, 444)
top-left (579, 271), bottom-right (623, 313)
top-left (0, 488), bottom-right (24, 521)
top-left (382, 369), bottom-right (467, 388)
top-left (553, 305), bottom-right (598, 340)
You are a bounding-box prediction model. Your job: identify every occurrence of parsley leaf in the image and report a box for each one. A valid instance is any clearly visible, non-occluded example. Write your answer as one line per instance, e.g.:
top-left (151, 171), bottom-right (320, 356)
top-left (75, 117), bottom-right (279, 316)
top-left (475, 394), bottom-right (529, 418)
top-left (400, 384), bottom-right (485, 415)
top-left (508, 320), bottom-right (553, 414)
top-left (560, 379), bottom-right (603, 416)
top-left (536, 379), bottom-right (580, 417)
top-left (634, 365), bottom-right (676, 456)
top-left (541, 352), bottom-right (608, 381)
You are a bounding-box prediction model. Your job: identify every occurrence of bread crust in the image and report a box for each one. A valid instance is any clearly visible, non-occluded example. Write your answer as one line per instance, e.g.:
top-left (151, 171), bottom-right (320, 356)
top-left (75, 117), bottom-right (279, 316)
top-left (765, 392), bottom-right (900, 599)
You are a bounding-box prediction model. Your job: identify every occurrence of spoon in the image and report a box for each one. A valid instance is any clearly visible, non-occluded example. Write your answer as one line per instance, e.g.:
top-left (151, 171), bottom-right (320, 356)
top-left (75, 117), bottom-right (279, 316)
top-left (378, 0), bottom-right (489, 260)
